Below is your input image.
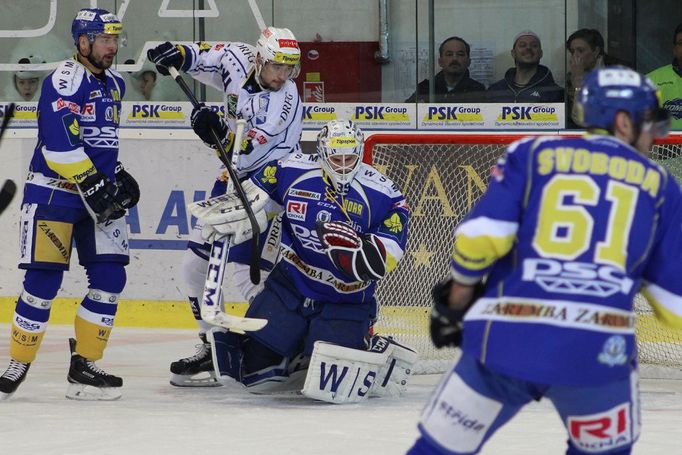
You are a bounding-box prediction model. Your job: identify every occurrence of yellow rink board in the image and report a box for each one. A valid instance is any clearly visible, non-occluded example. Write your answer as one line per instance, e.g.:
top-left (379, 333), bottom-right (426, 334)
top-left (1, 297), bottom-right (680, 344)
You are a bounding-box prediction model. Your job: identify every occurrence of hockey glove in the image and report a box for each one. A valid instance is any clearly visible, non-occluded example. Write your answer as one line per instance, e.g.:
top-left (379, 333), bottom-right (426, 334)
top-left (78, 171), bottom-right (125, 224)
top-left (316, 221), bottom-right (387, 282)
top-left (190, 104), bottom-right (230, 150)
top-left (114, 162), bottom-right (140, 209)
top-left (147, 42), bottom-right (185, 76)
top-left (430, 278), bottom-right (483, 349)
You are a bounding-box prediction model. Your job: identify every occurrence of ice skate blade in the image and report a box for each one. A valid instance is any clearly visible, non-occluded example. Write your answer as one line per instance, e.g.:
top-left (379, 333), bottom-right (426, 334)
top-left (66, 383), bottom-right (122, 401)
top-left (170, 372), bottom-right (223, 388)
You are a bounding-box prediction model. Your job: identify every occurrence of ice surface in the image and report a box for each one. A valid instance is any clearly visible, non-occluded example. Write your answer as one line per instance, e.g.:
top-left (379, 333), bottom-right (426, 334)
top-left (1, 325), bottom-right (680, 455)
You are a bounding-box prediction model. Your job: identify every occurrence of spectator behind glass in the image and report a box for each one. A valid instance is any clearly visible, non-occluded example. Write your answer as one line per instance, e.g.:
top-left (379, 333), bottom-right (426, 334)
top-left (13, 56), bottom-right (45, 101)
top-left (487, 30), bottom-right (563, 102)
top-left (133, 69), bottom-right (157, 101)
top-left (405, 36), bottom-right (485, 103)
top-left (647, 23), bottom-right (682, 130)
top-left (566, 28), bottom-right (630, 128)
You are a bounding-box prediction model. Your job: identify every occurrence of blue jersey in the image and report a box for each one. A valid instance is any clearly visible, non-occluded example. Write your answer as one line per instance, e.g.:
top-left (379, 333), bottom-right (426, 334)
top-left (23, 56), bottom-right (125, 209)
top-left (250, 153), bottom-right (409, 303)
top-left (451, 135), bottom-right (682, 386)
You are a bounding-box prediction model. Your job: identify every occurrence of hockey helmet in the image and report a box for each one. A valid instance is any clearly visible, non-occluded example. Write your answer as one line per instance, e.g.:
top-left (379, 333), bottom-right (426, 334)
top-left (71, 8), bottom-right (123, 46)
top-left (317, 120), bottom-right (365, 195)
top-left (255, 27), bottom-right (301, 81)
top-left (576, 66), bottom-right (669, 137)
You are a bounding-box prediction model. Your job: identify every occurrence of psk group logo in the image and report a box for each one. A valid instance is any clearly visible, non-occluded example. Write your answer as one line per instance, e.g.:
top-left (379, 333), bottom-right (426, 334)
top-left (126, 103), bottom-right (186, 126)
top-left (495, 105), bottom-right (559, 127)
top-left (421, 105), bottom-right (484, 128)
top-left (1, 103), bottom-right (38, 126)
top-left (302, 105), bottom-right (337, 127)
top-left (353, 105), bottom-right (411, 128)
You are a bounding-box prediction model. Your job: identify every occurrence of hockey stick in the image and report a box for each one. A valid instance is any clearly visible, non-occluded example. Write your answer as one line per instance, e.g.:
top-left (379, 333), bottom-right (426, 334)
top-left (165, 66), bottom-right (261, 286)
top-left (247, 0), bottom-right (267, 32)
top-left (164, 66), bottom-right (266, 333)
top-left (0, 103), bottom-right (16, 215)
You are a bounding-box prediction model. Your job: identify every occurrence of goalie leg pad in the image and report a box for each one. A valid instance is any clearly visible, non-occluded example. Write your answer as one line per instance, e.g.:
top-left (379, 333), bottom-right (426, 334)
top-left (302, 341), bottom-right (388, 404)
top-left (368, 335), bottom-right (418, 398)
top-left (207, 328), bottom-right (245, 384)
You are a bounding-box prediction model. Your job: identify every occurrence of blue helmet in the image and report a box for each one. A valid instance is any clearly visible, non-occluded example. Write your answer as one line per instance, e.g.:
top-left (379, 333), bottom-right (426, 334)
top-left (576, 66), bottom-right (668, 135)
top-left (71, 8), bottom-right (122, 46)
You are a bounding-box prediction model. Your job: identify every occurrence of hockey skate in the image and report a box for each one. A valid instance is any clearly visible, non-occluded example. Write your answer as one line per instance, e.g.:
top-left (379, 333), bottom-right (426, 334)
top-left (0, 359), bottom-right (31, 401)
top-left (170, 333), bottom-right (222, 387)
top-left (66, 338), bottom-right (122, 401)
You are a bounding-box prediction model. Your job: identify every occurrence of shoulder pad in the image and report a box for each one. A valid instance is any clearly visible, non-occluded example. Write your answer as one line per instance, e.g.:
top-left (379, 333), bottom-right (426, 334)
top-left (280, 152), bottom-right (319, 169)
top-left (355, 163), bottom-right (401, 196)
top-left (51, 59), bottom-right (85, 96)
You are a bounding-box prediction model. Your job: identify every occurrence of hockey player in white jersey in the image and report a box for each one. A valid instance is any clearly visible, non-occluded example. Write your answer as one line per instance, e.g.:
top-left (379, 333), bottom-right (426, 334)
top-left (408, 68), bottom-right (679, 454)
top-left (148, 27), bottom-right (303, 387)
top-left (187, 120), bottom-right (417, 403)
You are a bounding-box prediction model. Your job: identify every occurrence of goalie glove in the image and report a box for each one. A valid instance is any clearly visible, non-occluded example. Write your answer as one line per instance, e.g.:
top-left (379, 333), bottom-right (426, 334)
top-left (430, 278), bottom-right (483, 349)
top-left (316, 221), bottom-right (387, 282)
top-left (188, 180), bottom-right (269, 244)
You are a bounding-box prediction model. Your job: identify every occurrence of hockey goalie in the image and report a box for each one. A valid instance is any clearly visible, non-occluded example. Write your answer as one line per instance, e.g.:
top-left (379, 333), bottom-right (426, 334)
top-left (188, 120), bottom-right (418, 403)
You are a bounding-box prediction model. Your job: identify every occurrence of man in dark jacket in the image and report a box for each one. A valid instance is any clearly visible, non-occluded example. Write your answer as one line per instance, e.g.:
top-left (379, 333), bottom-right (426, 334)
top-left (406, 36), bottom-right (485, 103)
top-left (487, 30), bottom-right (564, 102)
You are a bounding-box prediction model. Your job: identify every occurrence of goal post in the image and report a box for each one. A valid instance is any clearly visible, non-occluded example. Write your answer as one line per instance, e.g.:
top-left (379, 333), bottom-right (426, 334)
top-left (365, 132), bottom-right (682, 374)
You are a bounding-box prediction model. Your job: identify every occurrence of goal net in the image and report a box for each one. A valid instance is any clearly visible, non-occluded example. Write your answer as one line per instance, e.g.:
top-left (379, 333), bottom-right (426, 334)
top-left (367, 133), bottom-right (682, 374)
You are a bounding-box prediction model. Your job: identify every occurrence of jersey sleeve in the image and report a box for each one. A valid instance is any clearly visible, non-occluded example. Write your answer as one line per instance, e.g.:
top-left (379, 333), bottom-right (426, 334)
top-left (249, 159), bottom-right (285, 206)
top-left (640, 177), bottom-right (682, 329)
top-left (38, 61), bottom-right (96, 182)
top-left (449, 137), bottom-right (533, 284)
top-left (181, 42), bottom-right (253, 93)
top-left (368, 182), bottom-right (409, 274)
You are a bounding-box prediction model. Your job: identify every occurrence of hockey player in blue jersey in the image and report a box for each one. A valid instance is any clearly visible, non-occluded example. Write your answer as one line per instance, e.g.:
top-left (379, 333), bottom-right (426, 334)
top-left (0, 9), bottom-right (139, 401)
top-left (148, 28), bottom-right (304, 387)
top-left (187, 120), bottom-right (417, 403)
top-left (408, 67), bottom-right (679, 454)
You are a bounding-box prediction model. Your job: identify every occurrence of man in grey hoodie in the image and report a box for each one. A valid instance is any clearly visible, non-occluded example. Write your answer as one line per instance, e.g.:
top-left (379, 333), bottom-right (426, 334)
top-left (487, 30), bottom-right (564, 102)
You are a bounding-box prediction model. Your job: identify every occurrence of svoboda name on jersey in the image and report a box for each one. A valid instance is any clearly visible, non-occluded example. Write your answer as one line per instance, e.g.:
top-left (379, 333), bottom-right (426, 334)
top-left (128, 104), bottom-right (185, 120)
top-left (303, 105), bottom-right (337, 121)
top-left (495, 105), bottom-right (558, 125)
top-left (353, 106), bottom-right (409, 121)
top-left (422, 106), bottom-right (484, 125)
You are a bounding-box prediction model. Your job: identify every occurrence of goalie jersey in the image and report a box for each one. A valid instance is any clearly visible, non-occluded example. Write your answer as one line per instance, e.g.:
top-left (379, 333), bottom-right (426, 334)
top-left (23, 56), bottom-right (125, 208)
top-left (451, 135), bottom-right (682, 386)
top-left (250, 153), bottom-right (409, 303)
top-left (179, 42), bottom-right (303, 177)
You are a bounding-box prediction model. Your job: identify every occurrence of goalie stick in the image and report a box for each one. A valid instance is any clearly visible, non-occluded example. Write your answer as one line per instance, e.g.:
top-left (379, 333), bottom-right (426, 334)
top-left (163, 66), bottom-right (266, 333)
top-left (0, 103), bottom-right (16, 216)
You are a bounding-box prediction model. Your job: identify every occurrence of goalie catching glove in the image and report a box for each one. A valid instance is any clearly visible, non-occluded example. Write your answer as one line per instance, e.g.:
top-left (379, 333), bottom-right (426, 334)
top-left (315, 221), bottom-right (387, 282)
top-left (187, 180), bottom-right (269, 245)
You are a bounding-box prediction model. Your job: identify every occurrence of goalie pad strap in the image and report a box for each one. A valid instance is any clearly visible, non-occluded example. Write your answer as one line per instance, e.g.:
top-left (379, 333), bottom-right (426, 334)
top-left (302, 341), bottom-right (388, 404)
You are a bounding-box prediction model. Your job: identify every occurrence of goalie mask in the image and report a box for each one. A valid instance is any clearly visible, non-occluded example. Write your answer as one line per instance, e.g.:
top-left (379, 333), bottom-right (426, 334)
top-left (317, 120), bottom-right (365, 195)
top-left (255, 27), bottom-right (301, 89)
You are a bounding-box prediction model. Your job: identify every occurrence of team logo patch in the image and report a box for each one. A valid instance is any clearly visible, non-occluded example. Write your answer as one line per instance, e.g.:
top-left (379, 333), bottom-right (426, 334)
top-left (568, 404), bottom-right (631, 453)
top-left (286, 200), bottom-right (307, 221)
top-left (89, 90), bottom-right (102, 99)
top-left (226, 94), bottom-right (238, 118)
top-left (598, 335), bottom-right (628, 367)
top-left (383, 212), bottom-right (404, 233)
top-left (316, 210), bottom-right (332, 223)
top-left (288, 188), bottom-right (321, 200)
top-left (260, 166), bottom-right (277, 184)
top-left (61, 114), bottom-right (80, 146)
